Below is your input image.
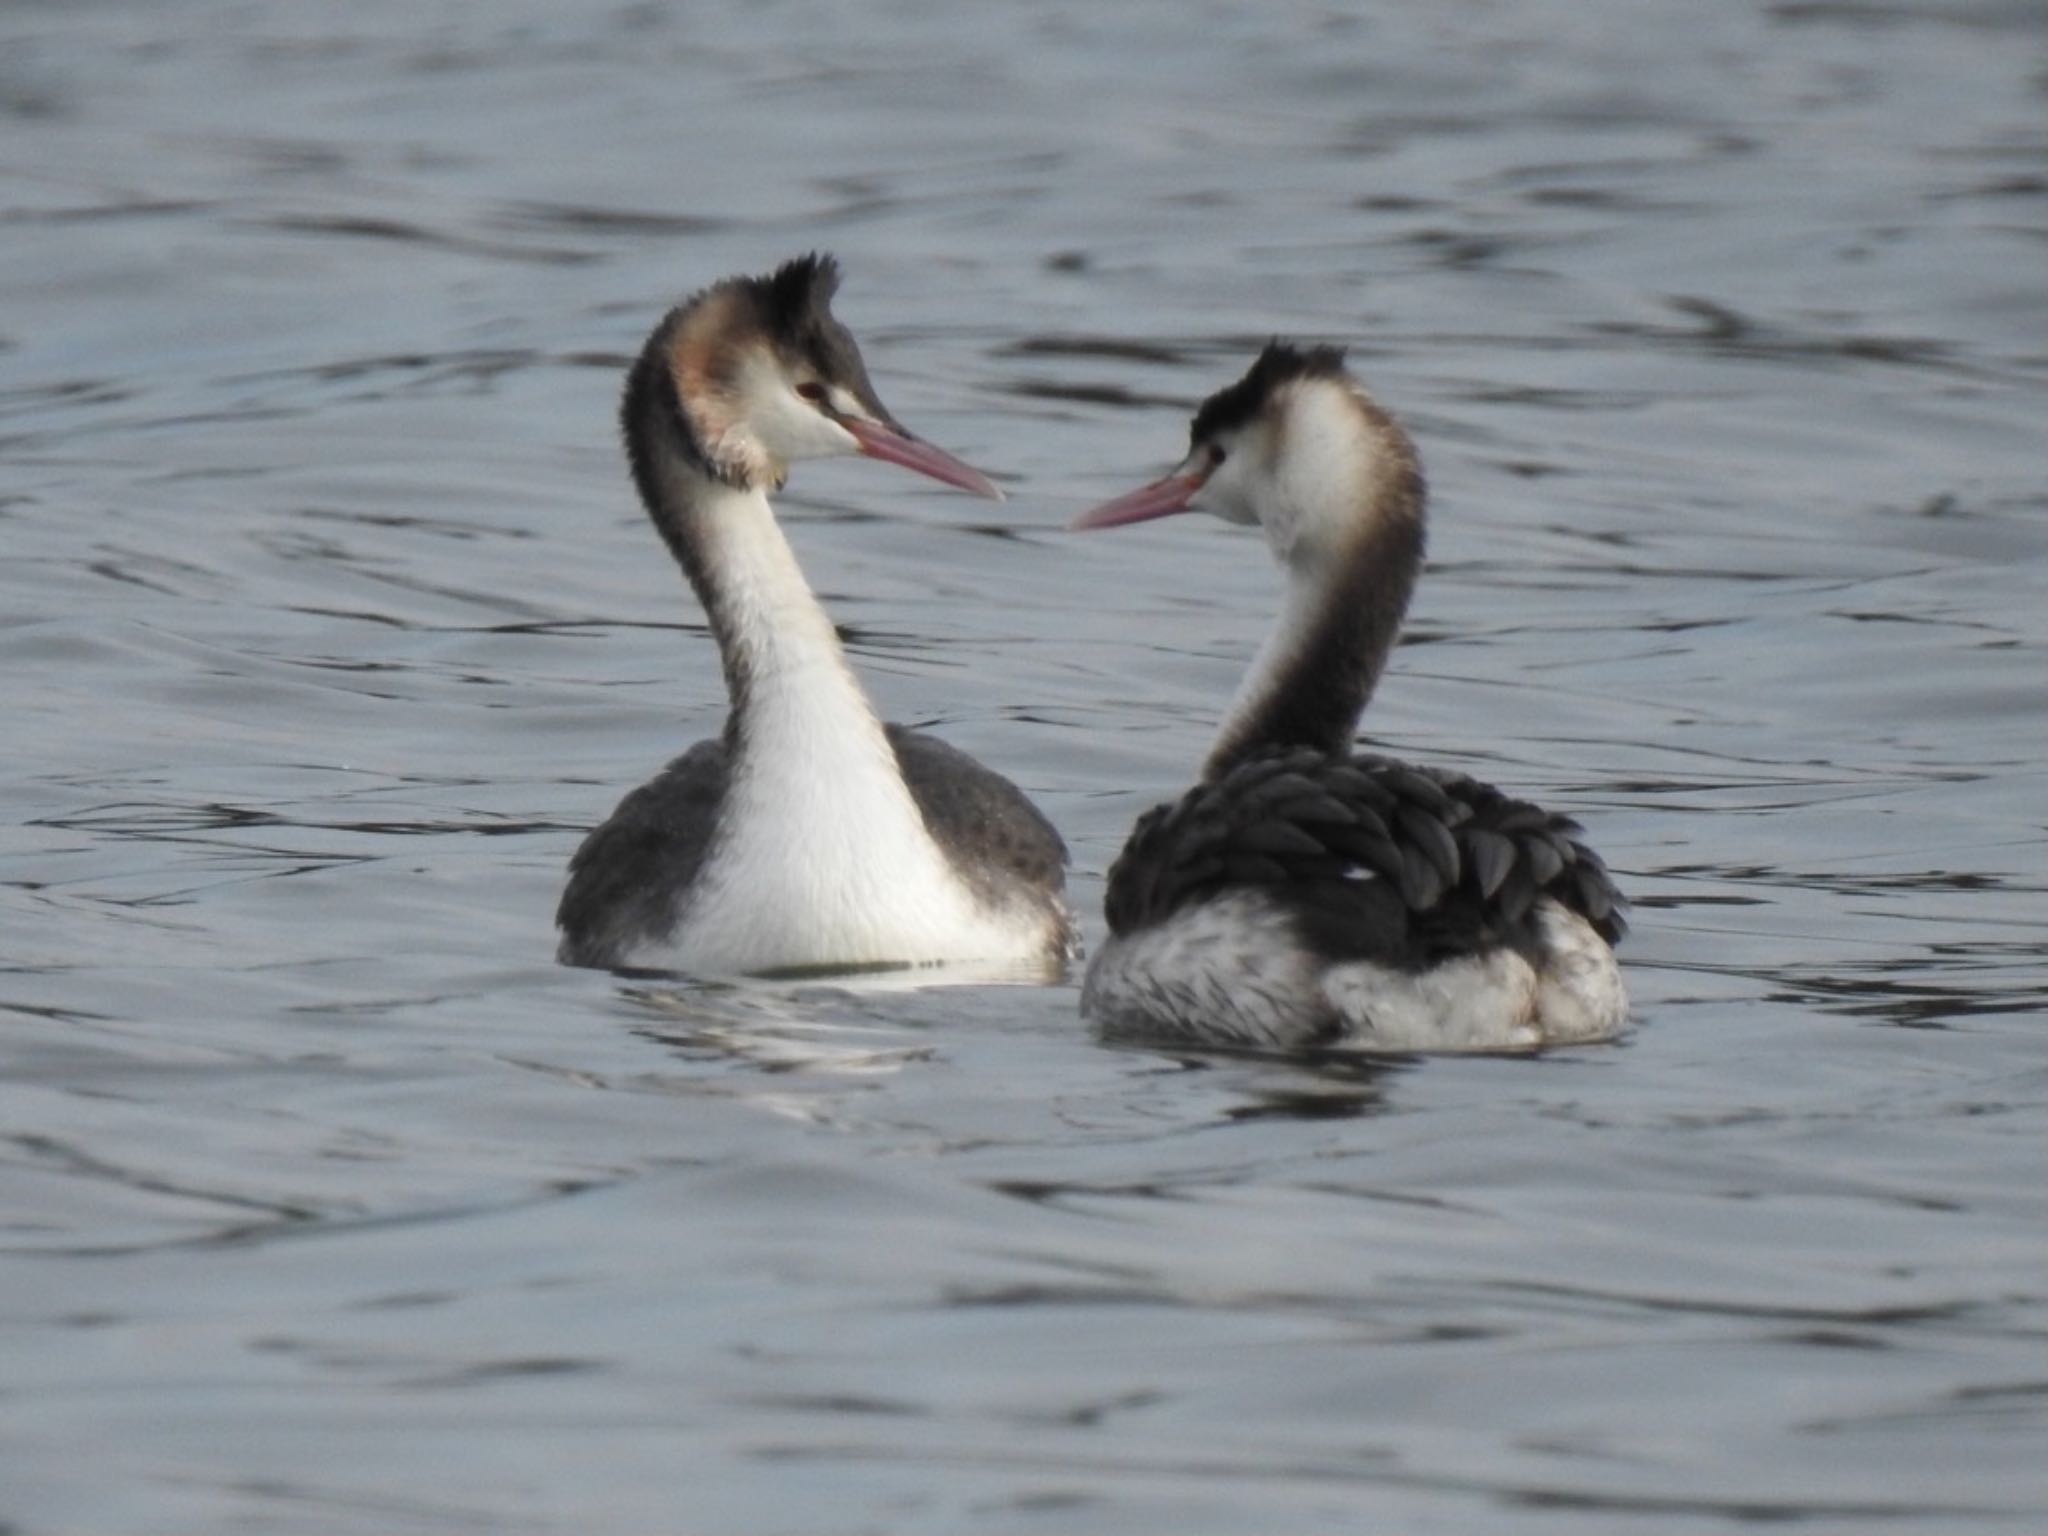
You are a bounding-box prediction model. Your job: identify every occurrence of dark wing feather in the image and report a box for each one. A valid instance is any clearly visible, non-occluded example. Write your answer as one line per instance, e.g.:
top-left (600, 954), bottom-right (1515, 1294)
top-left (1465, 827), bottom-right (1516, 899)
top-left (1103, 746), bottom-right (1626, 965)
top-left (887, 726), bottom-right (1071, 906)
top-left (1403, 758), bottom-right (1628, 948)
top-left (556, 738), bottom-right (729, 967)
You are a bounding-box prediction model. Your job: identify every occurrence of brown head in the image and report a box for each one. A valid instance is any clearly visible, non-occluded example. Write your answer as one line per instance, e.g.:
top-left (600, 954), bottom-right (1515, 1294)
top-left (625, 254), bottom-right (1001, 500)
top-left (1072, 342), bottom-right (1422, 571)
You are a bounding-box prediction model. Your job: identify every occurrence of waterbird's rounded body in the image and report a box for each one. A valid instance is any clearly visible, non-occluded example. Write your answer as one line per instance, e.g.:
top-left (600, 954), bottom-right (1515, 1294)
top-left (557, 256), bottom-right (1074, 977)
top-left (1074, 345), bottom-right (1625, 1051)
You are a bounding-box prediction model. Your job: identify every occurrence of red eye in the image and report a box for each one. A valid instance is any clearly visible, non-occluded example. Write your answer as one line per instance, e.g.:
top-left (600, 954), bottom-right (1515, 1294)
top-left (796, 382), bottom-right (827, 404)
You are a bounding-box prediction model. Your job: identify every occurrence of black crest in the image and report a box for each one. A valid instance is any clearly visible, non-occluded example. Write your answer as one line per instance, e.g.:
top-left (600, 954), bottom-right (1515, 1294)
top-left (744, 251), bottom-right (891, 422)
top-left (1190, 341), bottom-right (1351, 446)
top-left (757, 251), bottom-right (843, 339)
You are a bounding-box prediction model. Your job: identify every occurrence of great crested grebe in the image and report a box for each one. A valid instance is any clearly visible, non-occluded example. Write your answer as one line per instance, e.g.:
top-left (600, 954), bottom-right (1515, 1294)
top-left (557, 255), bottom-right (1074, 975)
top-left (1073, 344), bottom-right (1625, 1051)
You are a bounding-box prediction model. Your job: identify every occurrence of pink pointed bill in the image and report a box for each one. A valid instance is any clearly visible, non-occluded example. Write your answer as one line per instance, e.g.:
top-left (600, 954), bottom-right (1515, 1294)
top-left (842, 417), bottom-right (1004, 501)
top-left (1070, 470), bottom-right (1206, 530)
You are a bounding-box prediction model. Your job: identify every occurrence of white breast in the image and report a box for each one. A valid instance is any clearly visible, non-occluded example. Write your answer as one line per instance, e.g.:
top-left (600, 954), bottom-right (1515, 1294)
top-left (644, 709), bottom-right (1042, 976)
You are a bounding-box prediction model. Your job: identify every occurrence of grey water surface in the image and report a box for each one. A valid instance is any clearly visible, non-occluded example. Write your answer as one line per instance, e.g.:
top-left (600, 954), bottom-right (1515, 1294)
top-left (3, 2), bottom-right (2044, 1532)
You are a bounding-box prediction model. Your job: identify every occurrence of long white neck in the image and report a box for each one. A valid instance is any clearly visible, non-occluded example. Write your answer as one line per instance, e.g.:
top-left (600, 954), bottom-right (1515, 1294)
top-left (1201, 397), bottom-right (1425, 781)
top-left (645, 464), bottom-right (1035, 972)
top-left (1209, 564), bottom-right (1333, 769)
top-left (685, 475), bottom-right (900, 779)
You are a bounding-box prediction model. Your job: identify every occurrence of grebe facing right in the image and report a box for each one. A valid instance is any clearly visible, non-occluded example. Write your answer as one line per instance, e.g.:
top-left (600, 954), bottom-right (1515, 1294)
top-left (557, 256), bottom-right (1074, 977)
top-left (1073, 344), bottom-right (1625, 1052)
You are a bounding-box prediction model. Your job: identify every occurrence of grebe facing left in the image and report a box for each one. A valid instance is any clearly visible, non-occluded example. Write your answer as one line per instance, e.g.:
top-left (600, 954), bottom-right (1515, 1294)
top-left (557, 255), bottom-right (1074, 977)
top-left (1073, 344), bottom-right (1625, 1052)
